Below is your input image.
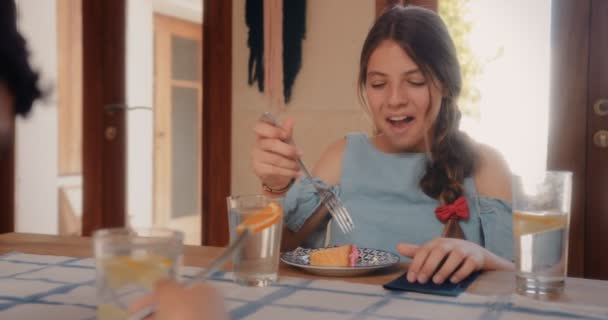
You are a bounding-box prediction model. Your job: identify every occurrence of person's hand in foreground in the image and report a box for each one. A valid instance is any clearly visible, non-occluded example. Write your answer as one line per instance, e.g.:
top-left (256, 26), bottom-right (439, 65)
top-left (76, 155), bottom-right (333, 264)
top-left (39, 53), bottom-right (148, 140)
top-left (129, 279), bottom-right (229, 320)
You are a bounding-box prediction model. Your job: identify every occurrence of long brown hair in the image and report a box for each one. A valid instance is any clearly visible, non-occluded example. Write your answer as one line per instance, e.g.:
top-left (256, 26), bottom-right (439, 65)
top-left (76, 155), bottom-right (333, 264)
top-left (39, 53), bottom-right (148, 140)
top-left (358, 5), bottom-right (477, 205)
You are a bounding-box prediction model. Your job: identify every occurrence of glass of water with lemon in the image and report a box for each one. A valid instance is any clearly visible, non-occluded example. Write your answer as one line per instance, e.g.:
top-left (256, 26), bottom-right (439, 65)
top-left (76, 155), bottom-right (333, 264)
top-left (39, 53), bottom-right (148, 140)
top-left (512, 171), bottom-right (572, 297)
top-left (93, 228), bottom-right (183, 320)
top-left (227, 195), bottom-right (284, 287)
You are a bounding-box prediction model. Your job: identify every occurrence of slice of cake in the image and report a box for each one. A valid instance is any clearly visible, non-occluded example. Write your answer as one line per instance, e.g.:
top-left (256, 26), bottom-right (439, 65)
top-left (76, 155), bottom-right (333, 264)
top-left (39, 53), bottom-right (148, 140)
top-left (309, 245), bottom-right (359, 267)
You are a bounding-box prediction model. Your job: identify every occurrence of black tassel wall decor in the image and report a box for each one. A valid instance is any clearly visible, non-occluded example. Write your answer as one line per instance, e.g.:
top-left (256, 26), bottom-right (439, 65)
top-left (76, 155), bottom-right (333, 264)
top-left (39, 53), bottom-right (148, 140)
top-left (245, 0), bottom-right (306, 104)
top-left (246, 0), bottom-right (264, 92)
top-left (282, 0), bottom-right (306, 103)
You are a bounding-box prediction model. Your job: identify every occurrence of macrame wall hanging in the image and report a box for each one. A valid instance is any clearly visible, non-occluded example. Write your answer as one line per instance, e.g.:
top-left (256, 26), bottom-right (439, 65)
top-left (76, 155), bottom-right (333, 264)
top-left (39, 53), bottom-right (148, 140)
top-left (246, 0), bottom-right (306, 110)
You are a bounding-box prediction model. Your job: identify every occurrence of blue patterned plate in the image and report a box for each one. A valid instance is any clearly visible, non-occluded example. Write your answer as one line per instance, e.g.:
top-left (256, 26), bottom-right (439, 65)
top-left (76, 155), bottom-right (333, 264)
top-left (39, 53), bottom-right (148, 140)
top-left (280, 247), bottom-right (400, 277)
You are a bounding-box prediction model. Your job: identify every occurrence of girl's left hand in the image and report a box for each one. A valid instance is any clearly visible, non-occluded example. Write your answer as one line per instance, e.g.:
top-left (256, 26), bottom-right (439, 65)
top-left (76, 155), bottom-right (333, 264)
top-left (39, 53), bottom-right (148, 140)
top-left (397, 238), bottom-right (514, 285)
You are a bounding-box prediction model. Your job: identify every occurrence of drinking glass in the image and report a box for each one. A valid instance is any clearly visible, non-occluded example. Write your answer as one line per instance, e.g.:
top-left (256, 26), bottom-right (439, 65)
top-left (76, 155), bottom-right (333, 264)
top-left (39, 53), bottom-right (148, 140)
top-left (512, 171), bottom-right (572, 296)
top-left (93, 228), bottom-right (183, 319)
top-left (227, 195), bottom-right (283, 287)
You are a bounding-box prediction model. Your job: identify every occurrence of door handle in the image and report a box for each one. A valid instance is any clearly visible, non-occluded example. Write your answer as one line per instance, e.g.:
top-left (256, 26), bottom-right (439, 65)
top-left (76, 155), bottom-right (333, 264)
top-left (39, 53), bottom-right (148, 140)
top-left (593, 130), bottom-right (608, 148)
top-left (105, 126), bottom-right (117, 141)
top-left (102, 104), bottom-right (152, 141)
top-left (594, 99), bottom-right (608, 116)
top-left (104, 104), bottom-right (152, 114)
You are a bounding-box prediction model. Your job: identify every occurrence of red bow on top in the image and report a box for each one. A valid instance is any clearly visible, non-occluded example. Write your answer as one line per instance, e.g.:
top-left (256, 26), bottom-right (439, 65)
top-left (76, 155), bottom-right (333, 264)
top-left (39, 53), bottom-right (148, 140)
top-left (435, 196), bottom-right (469, 222)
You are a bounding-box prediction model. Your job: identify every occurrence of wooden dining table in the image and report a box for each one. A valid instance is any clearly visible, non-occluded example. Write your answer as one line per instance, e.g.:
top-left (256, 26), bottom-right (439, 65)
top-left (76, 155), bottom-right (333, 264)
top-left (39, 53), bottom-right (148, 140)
top-left (2, 232), bottom-right (608, 311)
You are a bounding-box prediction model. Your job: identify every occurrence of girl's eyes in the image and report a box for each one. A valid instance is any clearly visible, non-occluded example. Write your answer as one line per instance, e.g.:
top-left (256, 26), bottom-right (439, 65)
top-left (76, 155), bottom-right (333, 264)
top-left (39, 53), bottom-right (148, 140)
top-left (370, 79), bottom-right (426, 89)
top-left (409, 80), bottom-right (426, 87)
top-left (370, 81), bottom-right (425, 89)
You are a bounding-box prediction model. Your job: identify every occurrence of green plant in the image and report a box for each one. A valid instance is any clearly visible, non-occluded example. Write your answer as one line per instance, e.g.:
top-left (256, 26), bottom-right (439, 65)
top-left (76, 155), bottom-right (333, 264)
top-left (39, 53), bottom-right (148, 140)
top-left (439, 0), bottom-right (481, 119)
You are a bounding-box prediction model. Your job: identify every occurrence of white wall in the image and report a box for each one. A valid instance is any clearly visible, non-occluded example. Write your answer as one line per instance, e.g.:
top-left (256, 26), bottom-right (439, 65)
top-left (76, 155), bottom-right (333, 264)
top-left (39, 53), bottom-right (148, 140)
top-left (126, 0), bottom-right (155, 228)
top-left (461, 0), bottom-right (551, 178)
top-left (15, 0), bottom-right (59, 234)
top-left (231, 0), bottom-right (375, 196)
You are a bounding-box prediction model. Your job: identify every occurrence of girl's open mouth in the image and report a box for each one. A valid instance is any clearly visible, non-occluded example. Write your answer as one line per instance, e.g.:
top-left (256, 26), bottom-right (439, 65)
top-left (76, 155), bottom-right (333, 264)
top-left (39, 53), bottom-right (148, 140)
top-left (387, 115), bottom-right (415, 131)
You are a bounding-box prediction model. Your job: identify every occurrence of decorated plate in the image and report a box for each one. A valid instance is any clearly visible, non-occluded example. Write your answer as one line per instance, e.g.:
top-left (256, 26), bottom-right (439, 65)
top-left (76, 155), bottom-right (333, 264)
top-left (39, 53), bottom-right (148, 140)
top-left (280, 247), bottom-right (400, 277)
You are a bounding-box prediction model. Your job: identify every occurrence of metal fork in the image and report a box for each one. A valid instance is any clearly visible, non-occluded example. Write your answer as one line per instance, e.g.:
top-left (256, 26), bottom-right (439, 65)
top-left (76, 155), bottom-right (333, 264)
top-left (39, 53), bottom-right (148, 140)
top-left (259, 112), bottom-right (354, 234)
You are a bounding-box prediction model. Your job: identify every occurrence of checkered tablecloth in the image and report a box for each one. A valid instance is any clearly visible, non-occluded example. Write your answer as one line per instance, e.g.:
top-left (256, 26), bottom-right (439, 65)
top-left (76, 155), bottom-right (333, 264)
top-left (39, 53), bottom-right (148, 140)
top-left (1, 252), bottom-right (607, 320)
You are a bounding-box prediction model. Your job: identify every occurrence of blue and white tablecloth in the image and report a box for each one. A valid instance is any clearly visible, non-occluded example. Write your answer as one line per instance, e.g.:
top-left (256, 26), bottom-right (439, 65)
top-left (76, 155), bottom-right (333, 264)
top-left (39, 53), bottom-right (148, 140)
top-left (0, 252), bottom-right (607, 320)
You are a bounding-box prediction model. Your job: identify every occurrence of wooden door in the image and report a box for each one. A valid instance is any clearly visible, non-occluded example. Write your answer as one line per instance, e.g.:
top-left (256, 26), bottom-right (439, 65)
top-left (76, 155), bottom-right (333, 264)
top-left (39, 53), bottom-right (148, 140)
top-left (82, 0), bottom-right (127, 236)
top-left (153, 14), bottom-right (203, 245)
top-left (583, 0), bottom-right (608, 279)
top-left (548, 0), bottom-right (608, 280)
top-left (201, 0), bottom-right (232, 247)
top-left (0, 125), bottom-right (14, 233)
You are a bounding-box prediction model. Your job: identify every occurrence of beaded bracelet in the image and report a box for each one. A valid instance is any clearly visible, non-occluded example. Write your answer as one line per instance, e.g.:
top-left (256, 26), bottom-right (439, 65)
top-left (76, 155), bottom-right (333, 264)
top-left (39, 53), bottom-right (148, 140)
top-left (262, 179), bottom-right (295, 194)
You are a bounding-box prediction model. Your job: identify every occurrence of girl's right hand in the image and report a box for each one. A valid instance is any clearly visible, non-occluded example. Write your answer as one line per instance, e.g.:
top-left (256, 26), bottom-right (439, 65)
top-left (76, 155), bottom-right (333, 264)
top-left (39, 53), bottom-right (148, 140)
top-left (251, 117), bottom-right (301, 191)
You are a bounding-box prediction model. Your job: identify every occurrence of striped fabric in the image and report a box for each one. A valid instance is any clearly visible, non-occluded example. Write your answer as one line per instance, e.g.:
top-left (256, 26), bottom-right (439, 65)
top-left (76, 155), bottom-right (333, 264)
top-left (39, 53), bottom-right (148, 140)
top-left (0, 252), bottom-right (607, 320)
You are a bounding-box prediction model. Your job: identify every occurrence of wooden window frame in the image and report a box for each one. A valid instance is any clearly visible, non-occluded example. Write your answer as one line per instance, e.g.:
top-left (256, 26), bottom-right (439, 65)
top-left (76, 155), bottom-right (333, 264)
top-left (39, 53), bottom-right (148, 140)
top-left (201, 0), bottom-right (232, 246)
top-left (57, 0), bottom-right (83, 176)
top-left (153, 13), bottom-right (203, 245)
